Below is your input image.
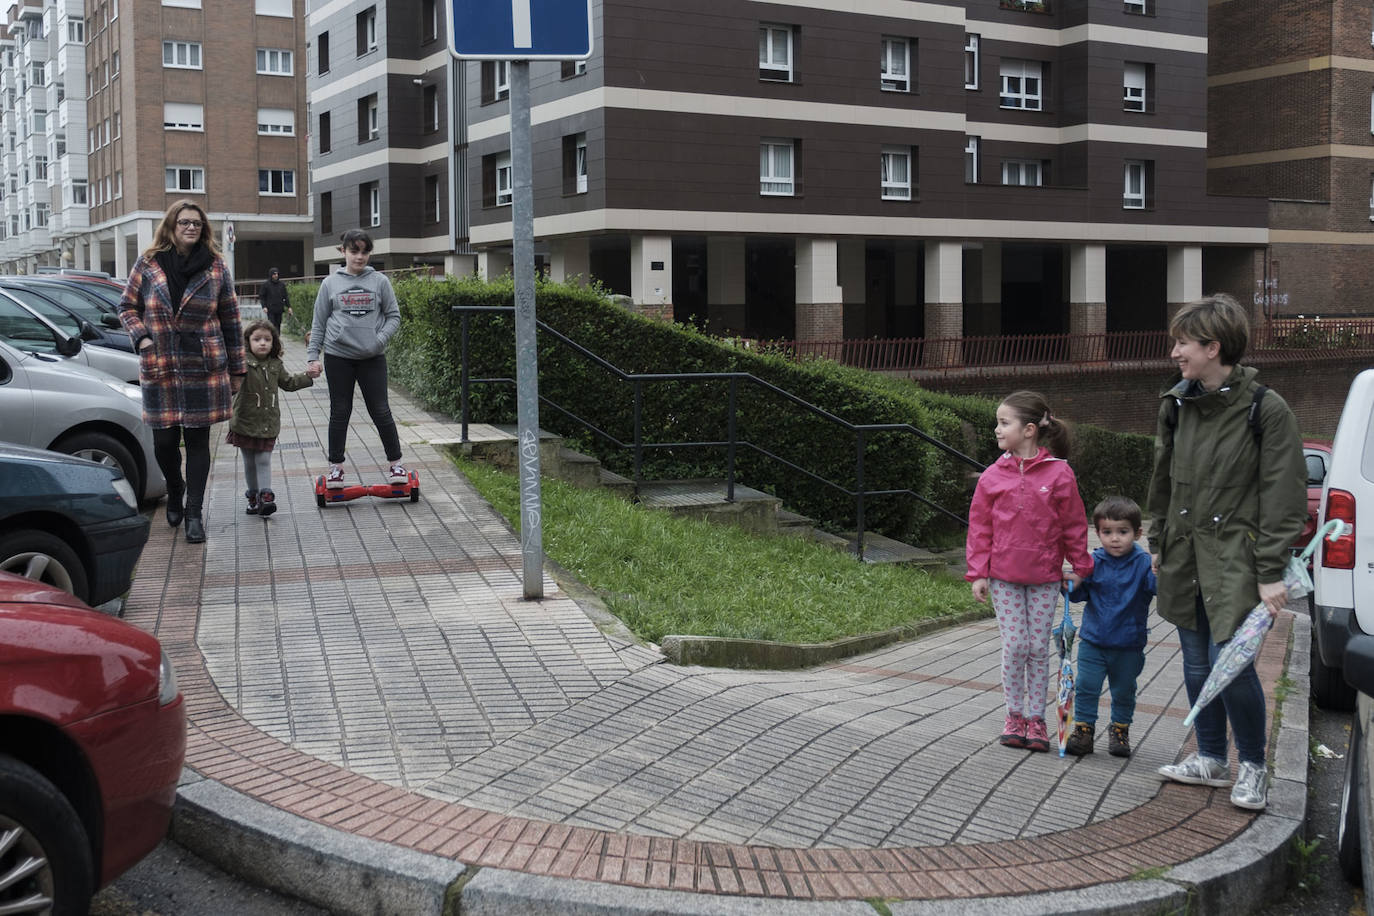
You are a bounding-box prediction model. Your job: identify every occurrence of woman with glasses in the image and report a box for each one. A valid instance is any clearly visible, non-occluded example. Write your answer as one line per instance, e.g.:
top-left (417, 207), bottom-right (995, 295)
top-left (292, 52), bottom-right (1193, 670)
top-left (118, 200), bottom-right (246, 543)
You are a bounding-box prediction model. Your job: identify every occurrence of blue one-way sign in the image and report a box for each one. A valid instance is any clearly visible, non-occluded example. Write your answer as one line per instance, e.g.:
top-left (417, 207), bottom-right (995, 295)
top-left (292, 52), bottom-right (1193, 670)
top-left (450, 0), bottom-right (593, 60)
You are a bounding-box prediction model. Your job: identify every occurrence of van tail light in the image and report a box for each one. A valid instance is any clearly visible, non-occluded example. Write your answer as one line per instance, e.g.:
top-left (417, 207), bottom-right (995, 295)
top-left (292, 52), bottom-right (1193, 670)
top-left (1323, 489), bottom-right (1356, 570)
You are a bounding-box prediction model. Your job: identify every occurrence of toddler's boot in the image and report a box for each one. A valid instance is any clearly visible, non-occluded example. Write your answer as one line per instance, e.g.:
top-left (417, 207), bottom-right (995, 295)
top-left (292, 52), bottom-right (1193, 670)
top-left (258, 489), bottom-right (278, 517)
top-left (245, 489), bottom-right (259, 515)
top-left (1065, 722), bottom-right (1094, 756)
top-left (1108, 722), bottom-right (1132, 758)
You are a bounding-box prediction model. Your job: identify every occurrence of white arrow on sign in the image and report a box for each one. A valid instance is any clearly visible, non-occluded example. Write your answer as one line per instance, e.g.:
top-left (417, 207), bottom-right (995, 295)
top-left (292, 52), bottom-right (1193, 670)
top-left (512, 0), bottom-right (531, 48)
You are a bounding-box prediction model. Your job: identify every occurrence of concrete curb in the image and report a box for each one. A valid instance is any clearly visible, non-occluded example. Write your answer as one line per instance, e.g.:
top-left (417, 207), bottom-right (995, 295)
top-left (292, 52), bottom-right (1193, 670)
top-left (172, 773), bottom-right (466, 916)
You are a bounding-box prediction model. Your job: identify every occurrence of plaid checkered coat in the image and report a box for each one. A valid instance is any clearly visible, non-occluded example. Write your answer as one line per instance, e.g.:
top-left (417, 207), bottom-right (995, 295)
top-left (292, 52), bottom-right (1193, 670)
top-left (119, 253), bottom-right (246, 429)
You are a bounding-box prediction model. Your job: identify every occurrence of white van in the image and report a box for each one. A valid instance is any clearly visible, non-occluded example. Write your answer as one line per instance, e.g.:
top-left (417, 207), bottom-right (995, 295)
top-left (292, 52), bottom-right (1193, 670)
top-left (1313, 368), bottom-right (1374, 900)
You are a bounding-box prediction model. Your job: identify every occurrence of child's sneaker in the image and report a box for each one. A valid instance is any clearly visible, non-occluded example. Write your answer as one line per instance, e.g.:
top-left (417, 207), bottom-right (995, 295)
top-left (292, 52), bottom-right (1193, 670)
top-left (1065, 722), bottom-right (1094, 756)
top-left (999, 712), bottom-right (1028, 749)
top-left (325, 464), bottom-right (345, 489)
top-left (258, 489), bottom-right (278, 518)
top-left (244, 489), bottom-right (259, 515)
top-left (1025, 716), bottom-right (1050, 753)
top-left (387, 462), bottom-right (408, 484)
top-left (1107, 722), bottom-right (1132, 758)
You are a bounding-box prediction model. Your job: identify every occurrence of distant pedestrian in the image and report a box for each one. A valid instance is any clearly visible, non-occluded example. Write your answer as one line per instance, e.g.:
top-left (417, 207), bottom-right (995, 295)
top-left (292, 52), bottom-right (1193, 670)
top-left (305, 229), bottom-right (408, 488)
top-left (1148, 293), bottom-right (1306, 811)
top-left (1064, 495), bottom-right (1156, 759)
top-left (966, 390), bottom-right (1094, 753)
top-left (227, 319), bottom-right (318, 517)
top-left (259, 267), bottom-right (292, 332)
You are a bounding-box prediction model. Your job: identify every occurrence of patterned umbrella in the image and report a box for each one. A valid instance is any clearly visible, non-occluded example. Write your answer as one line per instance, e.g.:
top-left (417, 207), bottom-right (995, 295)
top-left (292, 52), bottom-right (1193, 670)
top-left (1053, 590), bottom-right (1076, 757)
top-left (1183, 520), bottom-right (1348, 727)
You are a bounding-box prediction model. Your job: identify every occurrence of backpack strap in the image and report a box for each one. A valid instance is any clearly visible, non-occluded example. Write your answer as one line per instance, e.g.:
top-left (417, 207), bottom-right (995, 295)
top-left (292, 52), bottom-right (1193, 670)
top-left (1164, 385), bottom-right (1267, 447)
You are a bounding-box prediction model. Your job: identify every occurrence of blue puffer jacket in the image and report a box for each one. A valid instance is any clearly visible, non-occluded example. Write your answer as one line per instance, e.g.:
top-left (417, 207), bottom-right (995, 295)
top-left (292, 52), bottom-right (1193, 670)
top-left (1068, 543), bottom-right (1156, 650)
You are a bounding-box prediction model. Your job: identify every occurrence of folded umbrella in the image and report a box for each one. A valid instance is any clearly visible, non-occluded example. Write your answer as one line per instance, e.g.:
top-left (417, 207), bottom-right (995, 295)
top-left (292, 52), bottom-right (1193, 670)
top-left (1182, 520), bottom-right (1349, 727)
top-left (1053, 589), bottom-right (1076, 757)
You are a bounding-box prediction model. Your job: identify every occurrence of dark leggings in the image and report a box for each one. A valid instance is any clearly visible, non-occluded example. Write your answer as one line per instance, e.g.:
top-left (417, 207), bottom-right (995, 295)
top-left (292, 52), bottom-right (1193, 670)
top-left (153, 425), bottom-right (211, 514)
top-left (324, 352), bottom-right (402, 465)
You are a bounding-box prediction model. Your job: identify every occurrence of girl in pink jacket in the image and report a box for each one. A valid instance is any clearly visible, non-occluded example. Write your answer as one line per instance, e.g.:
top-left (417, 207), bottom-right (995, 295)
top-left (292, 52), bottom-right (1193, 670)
top-left (966, 390), bottom-right (1094, 752)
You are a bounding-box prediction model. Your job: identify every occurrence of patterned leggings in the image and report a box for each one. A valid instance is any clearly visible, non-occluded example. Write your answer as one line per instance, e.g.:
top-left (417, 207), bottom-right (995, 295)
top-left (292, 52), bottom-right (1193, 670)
top-left (990, 579), bottom-right (1061, 718)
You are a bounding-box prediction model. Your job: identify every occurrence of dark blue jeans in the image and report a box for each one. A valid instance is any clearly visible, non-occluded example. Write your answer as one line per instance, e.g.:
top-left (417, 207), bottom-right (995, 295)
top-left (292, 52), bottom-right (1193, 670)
top-left (1074, 640), bottom-right (1145, 727)
top-left (1176, 593), bottom-right (1268, 766)
top-left (324, 353), bottom-right (402, 465)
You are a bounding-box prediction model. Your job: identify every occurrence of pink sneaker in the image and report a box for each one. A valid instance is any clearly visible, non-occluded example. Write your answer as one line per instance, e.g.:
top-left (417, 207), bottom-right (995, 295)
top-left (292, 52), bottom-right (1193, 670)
top-left (1025, 716), bottom-right (1050, 753)
top-left (387, 463), bottom-right (408, 484)
top-left (325, 464), bottom-right (345, 489)
top-left (999, 713), bottom-right (1027, 749)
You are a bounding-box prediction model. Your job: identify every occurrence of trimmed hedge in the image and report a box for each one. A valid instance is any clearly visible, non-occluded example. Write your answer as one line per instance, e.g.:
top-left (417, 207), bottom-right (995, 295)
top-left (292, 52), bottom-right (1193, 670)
top-left (288, 274), bottom-right (1155, 544)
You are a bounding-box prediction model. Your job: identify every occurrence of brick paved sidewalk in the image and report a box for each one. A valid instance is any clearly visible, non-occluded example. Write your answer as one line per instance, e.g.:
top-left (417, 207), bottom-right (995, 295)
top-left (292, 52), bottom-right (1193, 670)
top-left (120, 335), bottom-right (1304, 908)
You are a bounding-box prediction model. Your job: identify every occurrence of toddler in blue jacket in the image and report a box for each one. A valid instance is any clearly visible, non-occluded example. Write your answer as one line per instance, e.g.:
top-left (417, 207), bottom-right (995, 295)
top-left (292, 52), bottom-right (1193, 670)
top-left (1065, 495), bottom-right (1157, 758)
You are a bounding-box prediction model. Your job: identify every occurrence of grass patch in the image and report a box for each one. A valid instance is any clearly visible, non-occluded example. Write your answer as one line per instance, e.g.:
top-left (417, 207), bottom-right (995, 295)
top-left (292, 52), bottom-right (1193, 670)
top-left (455, 457), bottom-right (983, 645)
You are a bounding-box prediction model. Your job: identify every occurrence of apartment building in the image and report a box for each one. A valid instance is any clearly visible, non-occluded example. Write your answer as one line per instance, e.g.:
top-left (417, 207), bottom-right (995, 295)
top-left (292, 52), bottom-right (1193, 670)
top-left (0, 0), bottom-right (313, 284)
top-left (305, 0), bottom-right (471, 275)
top-left (1208, 0), bottom-right (1374, 319)
top-left (465, 0), bottom-right (1270, 345)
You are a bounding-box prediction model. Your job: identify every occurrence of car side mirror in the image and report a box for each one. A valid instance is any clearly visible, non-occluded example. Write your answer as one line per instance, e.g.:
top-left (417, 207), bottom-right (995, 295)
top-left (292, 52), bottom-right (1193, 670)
top-left (56, 335), bottom-right (82, 357)
top-left (101, 314), bottom-right (123, 329)
top-left (80, 321), bottom-right (100, 341)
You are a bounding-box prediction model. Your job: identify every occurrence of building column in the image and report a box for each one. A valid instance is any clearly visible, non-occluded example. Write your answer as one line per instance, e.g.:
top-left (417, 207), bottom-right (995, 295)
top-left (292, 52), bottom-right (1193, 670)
top-left (795, 238), bottom-right (842, 343)
top-left (444, 253), bottom-right (476, 277)
top-left (629, 234), bottom-right (672, 320)
top-left (977, 241), bottom-right (1002, 337)
top-left (707, 236), bottom-right (745, 334)
top-left (1069, 243), bottom-right (1107, 361)
top-left (478, 248), bottom-right (512, 280)
top-left (1166, 244), bottom-right (1202, 323)
top-left (924, 240), bottom-right (963, 366)
top-left (548, 237), bottom-right (590, 285)
top-left (837, 238), bottom-right (866, 337)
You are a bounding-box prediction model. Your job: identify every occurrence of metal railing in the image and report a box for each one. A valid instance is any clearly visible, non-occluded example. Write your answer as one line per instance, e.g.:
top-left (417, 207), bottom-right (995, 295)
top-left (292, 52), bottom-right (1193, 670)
top-left (452, 306), bottom-right (984, 557)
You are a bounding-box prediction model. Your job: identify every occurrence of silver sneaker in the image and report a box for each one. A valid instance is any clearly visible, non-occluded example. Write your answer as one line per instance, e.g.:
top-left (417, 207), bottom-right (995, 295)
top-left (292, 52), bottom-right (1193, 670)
top-left (1230, 761), bottom-right (1268, 810)
top-left (1157, 752), bottom-right (1231, 787)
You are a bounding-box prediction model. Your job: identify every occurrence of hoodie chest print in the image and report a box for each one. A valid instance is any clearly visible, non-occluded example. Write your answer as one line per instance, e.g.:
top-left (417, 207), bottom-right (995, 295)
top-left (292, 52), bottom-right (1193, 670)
top-left (338, 286), bottom-right (376, 318)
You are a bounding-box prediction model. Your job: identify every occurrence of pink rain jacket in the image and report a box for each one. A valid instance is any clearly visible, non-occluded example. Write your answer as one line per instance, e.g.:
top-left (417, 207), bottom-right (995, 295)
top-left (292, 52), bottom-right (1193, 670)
top-left (965, 447), bottom-right (1094, 586)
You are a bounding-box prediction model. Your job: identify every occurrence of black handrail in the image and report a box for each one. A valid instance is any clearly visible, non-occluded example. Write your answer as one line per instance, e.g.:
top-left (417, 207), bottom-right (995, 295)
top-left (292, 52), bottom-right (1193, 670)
top-left (451, 305), bottom-right (984, 557)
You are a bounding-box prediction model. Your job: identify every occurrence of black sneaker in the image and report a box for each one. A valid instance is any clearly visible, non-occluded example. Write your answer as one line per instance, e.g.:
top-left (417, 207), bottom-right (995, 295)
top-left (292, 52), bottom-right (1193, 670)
top-left (1108, 722), bottom-right (1132, 758)
top-left (258, 489), bottom-right (278, 517)
top-left (245, 489), bottom-right (259, 515)
top-left (1066, 722), bottom-right (1095, 756)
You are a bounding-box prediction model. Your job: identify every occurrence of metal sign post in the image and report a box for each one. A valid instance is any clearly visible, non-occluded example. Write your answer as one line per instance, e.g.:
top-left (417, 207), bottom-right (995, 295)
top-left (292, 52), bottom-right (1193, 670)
top-left (451, 0), bottom-right (592, 599)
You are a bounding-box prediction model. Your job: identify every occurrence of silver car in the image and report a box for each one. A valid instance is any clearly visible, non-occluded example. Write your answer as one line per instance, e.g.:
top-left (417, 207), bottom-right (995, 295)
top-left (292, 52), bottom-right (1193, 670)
top-left (0, 287), bottom-right (140, 383)
top-left (0, 337), bottom-right (165, 502)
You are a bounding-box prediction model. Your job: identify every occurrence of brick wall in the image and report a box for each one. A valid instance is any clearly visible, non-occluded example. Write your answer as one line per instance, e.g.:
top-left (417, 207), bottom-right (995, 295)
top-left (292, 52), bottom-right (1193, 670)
top-left (905, 357), bottom-right (1361, 438)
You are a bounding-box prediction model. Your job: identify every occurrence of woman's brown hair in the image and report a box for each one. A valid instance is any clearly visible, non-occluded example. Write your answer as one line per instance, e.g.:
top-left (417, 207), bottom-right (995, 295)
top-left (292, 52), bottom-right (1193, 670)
top-left (142, 199), bottom-right (223, 260)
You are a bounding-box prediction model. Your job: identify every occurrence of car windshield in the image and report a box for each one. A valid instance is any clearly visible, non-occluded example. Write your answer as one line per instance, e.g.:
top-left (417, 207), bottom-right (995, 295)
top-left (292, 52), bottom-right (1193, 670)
top-left (1, 288), bottom-right (82, 338)
top-left (0, 297), bottom-right (60, 354)
top-left (51, 281), bottom-right (122, 311)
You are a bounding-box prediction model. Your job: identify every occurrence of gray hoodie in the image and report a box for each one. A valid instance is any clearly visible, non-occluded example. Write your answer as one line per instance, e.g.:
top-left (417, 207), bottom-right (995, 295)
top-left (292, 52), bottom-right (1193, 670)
top-left (306, 266), bottom-right (400, 361)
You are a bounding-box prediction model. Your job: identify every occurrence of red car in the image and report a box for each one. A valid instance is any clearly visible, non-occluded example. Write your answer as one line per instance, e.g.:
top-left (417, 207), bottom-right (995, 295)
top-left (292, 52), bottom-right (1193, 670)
top-left (1298, 438), bottom-right (1332, 555)
top-left (0, 573), bottom-right (185, 912)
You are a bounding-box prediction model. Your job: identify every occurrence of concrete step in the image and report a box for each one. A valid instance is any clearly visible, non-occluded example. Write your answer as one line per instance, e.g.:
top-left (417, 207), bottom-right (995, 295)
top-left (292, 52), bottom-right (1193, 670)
top-left (598, 466), bottom-right (635, 499)
top-left (635, 479), bottom-right (782, 536)
top-left (845, 532), bottom-right (948, 572)
top-left (554, 446), bottom-right (602, 489)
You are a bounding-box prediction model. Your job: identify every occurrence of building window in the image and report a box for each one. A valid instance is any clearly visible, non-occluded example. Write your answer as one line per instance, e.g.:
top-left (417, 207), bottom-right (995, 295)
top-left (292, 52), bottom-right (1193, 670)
top-left (257, 48), bottom-right (293, 75)
top-left (318, 32), bottom-right (330, 74)
top-left (357, 7), bottom-right (377, 56)
top-left (111, 50), bottom-right (119, 75)
top-left (257, 108), bottom-right (295, 135)
top-left (162, 0), bottom-right (201, 8)
top-left (70, 179), bottom-right (87, 206)
top-left (1000, 60), bottom-right (1042, 110)
top-left (115, 171), bottom-right (122, 197)
top-left (760, 138), bottom-right (796, 195)
top-left (1001, 159), bottom-right (1042, 186)
top-left (422, 0), bottom-right (438, 41)
top-left (258, 169), bottom-right (295, 195)
top-left (1123, 160), bottom-right (1149, 208)
top-left (163, 102), bottom-right (204, 131)
top-left (482, 60), bottom-right (510, 102)
top-left (357, 94), bottom-right (379, 142)
top-left (965, 136), bottom-right (981, 183)
top-left (1123, 0), bottom-right (1148, 12)
top-left (162, 40), bottom-right (202, 69)
top-left (425, 174), bottom-right (440, 222)
top-left (881, 37), bottom-right (910, 92)
top-left (67, 19), bottom-right (84, 44)
top-left (964, 34), bottom-right (980, 90)
top-left (255, 0), bottom-right (291, 15)
top-left (165, 166), bottom-right (205, 192)
top-left (496, 152), bottom-right (512, 205)
top-left (369, 184), bottom-right (381, 226)
top-left (758, 23), bottom-right (794, 82)
top-left (561, 59), bottom-right (588, 78)
top-left (1124, 62), bottom-right (1147, 111)
top-left (113, 112), bottom-right (120, 138)
top-left (319, 111), bottom-right (331, 153)
top-left (33, 156), bottom-right (47, 180)
top-left (320, 190), bottom-right (332, 234)
top-left (563, 133), bottom-right (587, 194)
top-left (881, 146), bottom-right (913, 200)
top-left (423, 84), bottom-right (439, 132)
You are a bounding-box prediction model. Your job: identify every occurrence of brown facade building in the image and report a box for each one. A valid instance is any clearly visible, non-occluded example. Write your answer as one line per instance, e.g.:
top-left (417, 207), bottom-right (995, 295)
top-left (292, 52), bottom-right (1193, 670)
top-left (466, 0), bottom-right (1270, 344)
top-left (1208, 0), bottom-right (1374, 319)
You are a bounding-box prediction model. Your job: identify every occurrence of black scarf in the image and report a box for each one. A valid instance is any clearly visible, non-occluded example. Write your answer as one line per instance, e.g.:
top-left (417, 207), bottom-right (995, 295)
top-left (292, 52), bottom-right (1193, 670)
top-left (155, 243), bottom-right (214, 314)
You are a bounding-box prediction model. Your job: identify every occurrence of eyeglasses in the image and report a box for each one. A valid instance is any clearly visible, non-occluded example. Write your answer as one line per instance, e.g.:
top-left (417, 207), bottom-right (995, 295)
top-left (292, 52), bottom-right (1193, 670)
top-left (176, 219), bottom-right (203, 228)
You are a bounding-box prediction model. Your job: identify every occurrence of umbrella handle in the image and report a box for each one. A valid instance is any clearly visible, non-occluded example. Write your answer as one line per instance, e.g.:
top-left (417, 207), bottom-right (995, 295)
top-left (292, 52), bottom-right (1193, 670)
top-left (1298, 519), bottom-right (1349, 563)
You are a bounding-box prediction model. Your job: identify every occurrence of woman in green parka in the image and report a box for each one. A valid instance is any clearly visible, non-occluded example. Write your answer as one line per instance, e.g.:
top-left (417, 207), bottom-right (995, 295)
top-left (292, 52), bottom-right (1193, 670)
top-left (1146, 293), bottom-right (1306, 812)
top-left (227, 319), bottom-right (318, 517)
